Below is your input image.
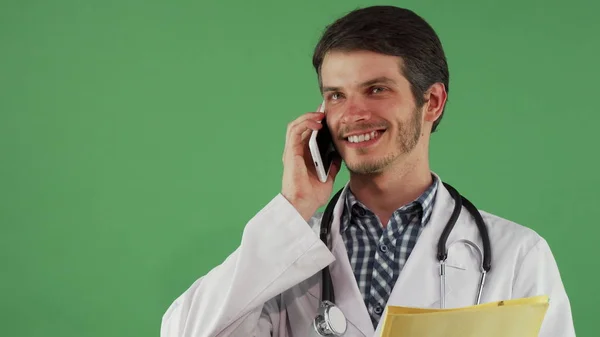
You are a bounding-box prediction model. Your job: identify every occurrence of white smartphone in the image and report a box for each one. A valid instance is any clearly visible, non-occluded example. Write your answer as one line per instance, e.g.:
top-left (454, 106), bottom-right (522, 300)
top-left (308, 101), bottom-right (338, 183)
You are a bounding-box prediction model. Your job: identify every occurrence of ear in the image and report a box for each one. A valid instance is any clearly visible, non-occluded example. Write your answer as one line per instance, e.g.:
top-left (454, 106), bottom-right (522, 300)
top-left (423, 82), bottom-right (447, 124)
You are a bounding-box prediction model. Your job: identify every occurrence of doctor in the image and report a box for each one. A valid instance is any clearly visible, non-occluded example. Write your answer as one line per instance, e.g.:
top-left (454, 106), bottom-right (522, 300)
top-left (161, 6), bottom-right (575, 337)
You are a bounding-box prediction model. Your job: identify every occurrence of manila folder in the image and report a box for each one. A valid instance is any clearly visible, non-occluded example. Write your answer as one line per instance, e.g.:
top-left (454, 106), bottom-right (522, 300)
top-left (380, 295), bottom-right (549, 337)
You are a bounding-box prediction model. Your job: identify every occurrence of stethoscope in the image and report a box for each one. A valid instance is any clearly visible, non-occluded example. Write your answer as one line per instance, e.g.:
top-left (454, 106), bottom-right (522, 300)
top-left (312, 182), bottom-right (492, 336)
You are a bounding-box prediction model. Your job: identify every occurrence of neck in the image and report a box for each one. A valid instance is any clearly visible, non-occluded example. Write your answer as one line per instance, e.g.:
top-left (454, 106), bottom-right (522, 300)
top-left (348, 153), bottom-right (432, 226)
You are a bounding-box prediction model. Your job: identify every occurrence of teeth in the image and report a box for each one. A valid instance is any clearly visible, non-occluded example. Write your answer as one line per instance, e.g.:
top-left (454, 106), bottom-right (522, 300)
top-left (348, 131), bottom-right (379, 143)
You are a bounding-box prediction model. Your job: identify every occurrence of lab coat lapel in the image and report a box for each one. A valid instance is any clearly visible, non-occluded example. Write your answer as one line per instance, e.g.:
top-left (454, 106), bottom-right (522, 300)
top-left (415, 180), bottom-right (486, 310)
top-left (378, 177), bottom-right (487, 323)
top-left (326, 184), bottom-right (375, 337)
top-left (383, 178), bottom-right (457, 309)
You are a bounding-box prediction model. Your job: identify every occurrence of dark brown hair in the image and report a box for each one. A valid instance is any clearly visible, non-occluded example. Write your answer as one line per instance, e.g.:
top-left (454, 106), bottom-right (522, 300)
top-left (312, 6), bottom-right (449, 132)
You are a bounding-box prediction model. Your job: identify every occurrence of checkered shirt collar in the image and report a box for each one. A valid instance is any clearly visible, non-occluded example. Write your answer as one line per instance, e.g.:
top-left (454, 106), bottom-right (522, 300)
top-left (341, 174), bottom-right (439, 232)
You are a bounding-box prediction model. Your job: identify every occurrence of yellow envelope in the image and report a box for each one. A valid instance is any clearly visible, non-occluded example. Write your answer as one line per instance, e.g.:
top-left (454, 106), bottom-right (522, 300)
top-left (380, 295), bottom-right (549, 337)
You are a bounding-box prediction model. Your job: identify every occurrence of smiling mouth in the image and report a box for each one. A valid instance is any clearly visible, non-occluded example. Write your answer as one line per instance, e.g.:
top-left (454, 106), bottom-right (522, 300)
top-left (345, 130), bottom-right (385, 144)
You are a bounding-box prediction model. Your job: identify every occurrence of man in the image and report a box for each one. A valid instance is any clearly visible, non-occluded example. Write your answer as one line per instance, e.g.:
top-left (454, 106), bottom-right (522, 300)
top-left (160, 6), bottom-right (575, 337)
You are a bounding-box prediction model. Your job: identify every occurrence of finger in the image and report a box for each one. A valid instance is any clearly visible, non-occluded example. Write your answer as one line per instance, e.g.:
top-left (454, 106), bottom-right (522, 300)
top-left (300, 128), bottom-right (312, 142)
top-left (284, 119), bottom-right (322, 162)
top-left (298, 128), bottom-right (314, 165)
top-left (286, 112), bottom-right (325, 138)
top-left (289, 118), bottom-right (322, 141)
top-left (284, 112), bottom-right (325, 162)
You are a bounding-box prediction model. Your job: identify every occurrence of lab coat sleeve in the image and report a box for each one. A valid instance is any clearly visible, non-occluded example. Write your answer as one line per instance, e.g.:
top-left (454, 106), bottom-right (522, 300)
top-left (160, 194), bottom-right (336, 337)
top-left (512, 238), bottom-right (576, 337)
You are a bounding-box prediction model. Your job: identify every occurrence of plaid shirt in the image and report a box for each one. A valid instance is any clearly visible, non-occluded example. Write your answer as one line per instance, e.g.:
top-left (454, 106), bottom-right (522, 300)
top-left (340, 176), bottom-right (438, 327)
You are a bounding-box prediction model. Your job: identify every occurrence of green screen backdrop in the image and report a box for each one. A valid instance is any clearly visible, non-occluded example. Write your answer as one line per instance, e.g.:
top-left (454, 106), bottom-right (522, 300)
top-left (1, 0), bottom-right (598, 336)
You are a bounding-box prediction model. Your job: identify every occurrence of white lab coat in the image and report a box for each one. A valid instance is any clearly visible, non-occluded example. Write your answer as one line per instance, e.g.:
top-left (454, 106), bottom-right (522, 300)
top-left (160, 174), bottom-right (576, 337)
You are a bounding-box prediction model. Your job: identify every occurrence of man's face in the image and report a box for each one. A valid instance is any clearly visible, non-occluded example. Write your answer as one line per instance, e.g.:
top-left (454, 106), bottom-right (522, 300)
top-left (320, 50), bottom-right (425, 175)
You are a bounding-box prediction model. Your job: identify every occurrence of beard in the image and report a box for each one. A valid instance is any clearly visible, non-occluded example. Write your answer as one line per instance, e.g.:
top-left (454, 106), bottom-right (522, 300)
top-left (345, 107), bottom-right (423, 175)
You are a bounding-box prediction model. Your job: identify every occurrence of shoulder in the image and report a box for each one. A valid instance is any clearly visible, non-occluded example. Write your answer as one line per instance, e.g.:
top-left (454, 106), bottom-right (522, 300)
top-left (476, 209), bottom-right (556, 273)
top-left (480, 209), bottom-right (543, 243)
top-left (480, 209), bottom-right (545, 250)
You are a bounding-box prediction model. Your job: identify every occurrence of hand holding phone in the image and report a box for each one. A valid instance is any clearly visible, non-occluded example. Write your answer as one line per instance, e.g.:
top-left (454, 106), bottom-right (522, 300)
top-left (280, 102), bottom-right (342, 221)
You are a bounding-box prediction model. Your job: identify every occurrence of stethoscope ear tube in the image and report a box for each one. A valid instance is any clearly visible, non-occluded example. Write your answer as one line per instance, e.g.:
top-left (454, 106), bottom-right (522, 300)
top-left (460, 195), bottom-right (492, 272)
top-left (438, 183), bottom-right (491, 272)
top-left (437, 183), bottom-right (462, 262)
top-left (320, 188), bottom-right (344, 304)
top-left (315, 188), bottom-right (346, 336)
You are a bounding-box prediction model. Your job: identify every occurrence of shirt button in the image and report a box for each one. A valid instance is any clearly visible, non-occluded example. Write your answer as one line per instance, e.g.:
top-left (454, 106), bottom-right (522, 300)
top-left (355, 207), bottom-right (366, 217)
top-left (379, 244), bottom-right (388, 253)
top-left (374, 305), bottom-right (383, 314)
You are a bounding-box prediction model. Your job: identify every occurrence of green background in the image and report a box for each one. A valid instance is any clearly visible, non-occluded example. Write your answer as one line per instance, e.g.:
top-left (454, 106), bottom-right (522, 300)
top-left (1, 0), bottom-right (597, 336)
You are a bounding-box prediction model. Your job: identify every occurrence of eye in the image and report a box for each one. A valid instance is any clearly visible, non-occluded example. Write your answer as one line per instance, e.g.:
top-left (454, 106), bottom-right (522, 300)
top-left (371, 86), bottom-right (387, 94)
top-left (329, 92), bottom-right (343, 101)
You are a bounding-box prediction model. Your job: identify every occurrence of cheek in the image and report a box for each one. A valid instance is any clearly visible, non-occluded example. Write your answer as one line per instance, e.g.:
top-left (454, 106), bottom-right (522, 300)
top-left (389, 103), bottom-right (417, 123)
top-left (325, 114), bottom-right (342, 134)
top-left (369, 100), bottom-right (405, 122)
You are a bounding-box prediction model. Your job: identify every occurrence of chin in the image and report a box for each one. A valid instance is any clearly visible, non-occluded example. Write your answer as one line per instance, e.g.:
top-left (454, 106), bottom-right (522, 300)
top-left (345, 154), bottom-right (395, 175)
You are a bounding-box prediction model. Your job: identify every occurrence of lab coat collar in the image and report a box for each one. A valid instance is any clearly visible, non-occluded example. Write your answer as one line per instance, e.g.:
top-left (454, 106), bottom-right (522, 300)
top-left (327, 181), bottom-right (374, 336)
top-left (385, 171), bottom-right (455, 306)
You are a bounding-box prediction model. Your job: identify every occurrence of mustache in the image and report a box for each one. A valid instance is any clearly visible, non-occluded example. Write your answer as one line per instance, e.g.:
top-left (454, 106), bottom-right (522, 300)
top-left (337, 122), bottom-right (389, 138)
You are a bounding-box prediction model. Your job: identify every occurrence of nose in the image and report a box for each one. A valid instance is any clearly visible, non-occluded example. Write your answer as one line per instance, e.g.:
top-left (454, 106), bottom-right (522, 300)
top-left (340, 97), bottom-right (372, 124)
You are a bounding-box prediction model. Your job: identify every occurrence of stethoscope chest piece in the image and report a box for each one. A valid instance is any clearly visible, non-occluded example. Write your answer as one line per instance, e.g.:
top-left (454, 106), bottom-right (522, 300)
top-left (313, 301), bottom-right (347, 336)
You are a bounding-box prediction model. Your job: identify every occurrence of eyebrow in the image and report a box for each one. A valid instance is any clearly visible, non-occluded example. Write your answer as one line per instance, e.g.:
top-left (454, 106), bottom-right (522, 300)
top-left (321, 76), bottom-right (397, 93)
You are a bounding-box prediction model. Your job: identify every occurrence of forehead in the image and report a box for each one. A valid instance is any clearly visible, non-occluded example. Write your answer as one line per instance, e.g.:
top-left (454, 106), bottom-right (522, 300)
top-left (320, 50), bottom-right (407, 88)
